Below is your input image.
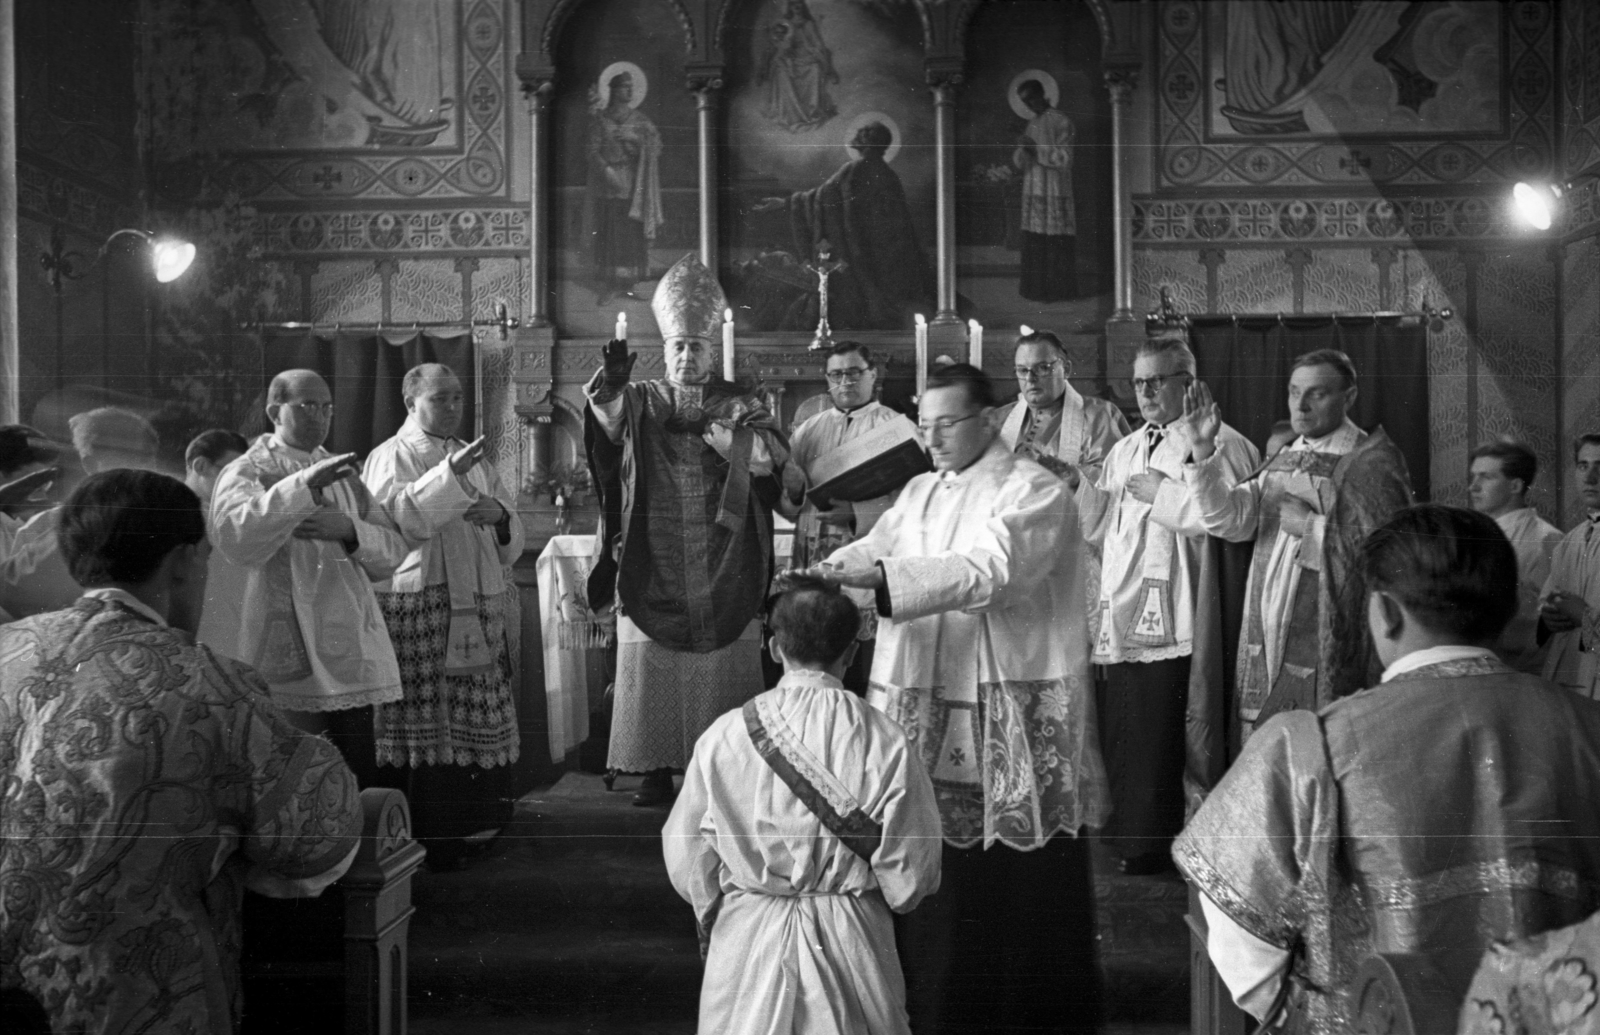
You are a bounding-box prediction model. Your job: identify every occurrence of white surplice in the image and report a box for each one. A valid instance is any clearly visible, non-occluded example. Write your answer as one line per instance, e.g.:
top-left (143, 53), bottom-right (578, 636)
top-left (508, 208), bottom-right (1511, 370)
top-left (1080, 421), bottom-right (1258, 664)
top-left (827, 441), bottom-right (1110, 849)
top-left (1493, 506), bottom-right (1563, 672)
top-left (995, 382), bottom-right (1129, 487)
top-left (664, 670), bottom-right (942, 1035)
top-left (1541, 516), bottom-right (1600, 699)
top-left (210, 433), bottom-right (408, 712)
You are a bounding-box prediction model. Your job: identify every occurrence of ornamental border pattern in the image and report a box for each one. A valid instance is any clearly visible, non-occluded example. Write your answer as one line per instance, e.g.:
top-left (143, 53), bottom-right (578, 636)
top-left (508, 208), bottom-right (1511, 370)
top-left (1132, 194), bottom-right (1558, 244)
top-left (1156, 0), bottom-right (1556, 189)
top-left (214, 0), bottom-right (512, 203)
top-left (255, 207), bottom-right (530, 255)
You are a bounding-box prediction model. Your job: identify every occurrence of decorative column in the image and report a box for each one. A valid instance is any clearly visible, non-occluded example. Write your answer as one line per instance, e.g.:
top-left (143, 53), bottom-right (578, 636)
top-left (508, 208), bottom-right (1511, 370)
top-left (1, 0), bottom-right (18, 423)
top-left (687, 67), bottom-right (724, 274)
top-left (927, 63), bottom-right (963, 326)
top-left (1106, 68), bottom-right (1138, 323)
top-left (523, 72), bottom-right (555, 327)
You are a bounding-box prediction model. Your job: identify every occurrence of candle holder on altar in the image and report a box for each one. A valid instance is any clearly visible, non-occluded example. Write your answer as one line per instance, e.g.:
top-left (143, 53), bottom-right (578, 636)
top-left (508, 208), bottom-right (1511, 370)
top-left (804, 241), bottom-right (848, 352)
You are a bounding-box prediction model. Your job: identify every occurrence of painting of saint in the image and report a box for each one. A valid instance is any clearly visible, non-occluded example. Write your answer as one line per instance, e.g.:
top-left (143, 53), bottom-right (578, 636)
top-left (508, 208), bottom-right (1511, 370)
top-left (759, 0), bottom-right (839, 132)
top-left (1012, 74), bottom-right (1076, 302)
top-left (585, 65), bottom-right (664, 304)
top-left (752, 119), bottom-right (935, 330)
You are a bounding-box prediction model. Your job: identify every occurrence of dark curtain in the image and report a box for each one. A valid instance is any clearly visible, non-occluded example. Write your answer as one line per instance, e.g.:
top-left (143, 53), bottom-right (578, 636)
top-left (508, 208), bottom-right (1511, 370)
top-left (257, 330), bottom-right (477, 459)
top-left (1184, 316), bottom-right (1431, 501)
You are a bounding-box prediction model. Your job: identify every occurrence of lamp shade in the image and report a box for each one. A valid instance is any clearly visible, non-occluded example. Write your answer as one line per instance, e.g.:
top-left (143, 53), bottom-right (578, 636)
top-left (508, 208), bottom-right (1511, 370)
top-left (151, 239), bottom-right (196, 282)
top-left (1511, 182), bottom-right (1559, 231)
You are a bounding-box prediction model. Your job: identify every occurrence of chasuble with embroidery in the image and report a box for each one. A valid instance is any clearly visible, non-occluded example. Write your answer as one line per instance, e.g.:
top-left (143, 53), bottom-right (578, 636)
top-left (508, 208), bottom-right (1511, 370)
top-left (1174, 655), bottom-right (1600, 1035)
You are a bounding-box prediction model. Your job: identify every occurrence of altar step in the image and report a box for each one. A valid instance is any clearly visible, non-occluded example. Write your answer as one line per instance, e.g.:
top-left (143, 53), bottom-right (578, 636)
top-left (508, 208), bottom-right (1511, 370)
top-left (406, 772), bottom-right (1191, 1034)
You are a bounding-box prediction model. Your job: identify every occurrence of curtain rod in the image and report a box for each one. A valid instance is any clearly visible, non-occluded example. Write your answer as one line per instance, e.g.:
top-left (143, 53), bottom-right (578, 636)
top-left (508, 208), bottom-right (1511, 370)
top-left (1146, 287), bottom-right (1452, 327)
top-left (242, 303), bottom-right (521, 340)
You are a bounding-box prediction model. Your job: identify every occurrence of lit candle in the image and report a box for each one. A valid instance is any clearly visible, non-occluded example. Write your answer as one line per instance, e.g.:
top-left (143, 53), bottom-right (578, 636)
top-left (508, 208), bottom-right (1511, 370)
top-left (1019, 323), bottom-right (1034, 337)
top-left (615, 311), bottom-right (627, 342)
top-left (968, 319), bottom-right (983, 369)
top-left (723, 308), bottom-right (736, 382)
top-left (914, 314), bottom-right (928, 397)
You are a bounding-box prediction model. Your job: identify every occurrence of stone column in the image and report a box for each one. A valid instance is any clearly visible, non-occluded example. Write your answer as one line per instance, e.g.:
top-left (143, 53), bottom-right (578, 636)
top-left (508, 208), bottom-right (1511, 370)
top-left (927, 65), bottom-right (963, 326)
top-left (1106, 68), bottom-right (1138, 322)
top-left (688, 70), bottom-right (724, 273)
top-left (1, 0), bottom-right (19, 423)
top-left (525, 74), bottom-right (555, 327)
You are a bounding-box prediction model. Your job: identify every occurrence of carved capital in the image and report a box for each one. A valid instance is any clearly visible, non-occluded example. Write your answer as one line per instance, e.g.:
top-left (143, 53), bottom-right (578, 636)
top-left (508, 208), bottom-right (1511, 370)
top-left (686, 64), bottom-right (725, 96)
top-left (925, 59), bottom-right (965, 99)
top-left (517, 60), bottom-right (556, 112)
top-left (1104, 66), bottom-right (1139, 100)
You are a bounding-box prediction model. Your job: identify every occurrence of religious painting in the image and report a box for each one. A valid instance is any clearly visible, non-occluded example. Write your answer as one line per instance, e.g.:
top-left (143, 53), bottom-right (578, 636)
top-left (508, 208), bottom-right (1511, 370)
top-left (550, 0), bottom-right (698, 337)
top-left (147, 0), bottom-right (465, 152)
top-left (955, 0), bottom-right (1113, 324)
top-left (1204, 1), bottom-right (1509, 140)
top-left (721, 0), bottom-right (936, 333)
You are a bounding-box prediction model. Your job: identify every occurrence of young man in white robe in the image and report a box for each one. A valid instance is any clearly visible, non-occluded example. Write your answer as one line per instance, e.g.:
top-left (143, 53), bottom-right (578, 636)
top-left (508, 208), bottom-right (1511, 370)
top-left (802, 363), bottom-right (1111, 1035)
top-left (1540, 433), bottom-right (1600, 699)
top-left (1076, 337), bottom-right (1258, 874)
top-left (364, 363), bottom-right (526, 865)
top-left (665, 578), bottom-right (941, 1035)
top-left (780, 341), bottom-right (922, 693)
top-left (211, 370), bottom-right (409, 776)
top-left (1466, 439), bottom-right (1562, 672)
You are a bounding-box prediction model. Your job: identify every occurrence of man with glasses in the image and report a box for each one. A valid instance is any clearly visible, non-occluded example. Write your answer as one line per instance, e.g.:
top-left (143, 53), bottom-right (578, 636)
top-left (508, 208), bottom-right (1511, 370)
top-left (1177, 349), bottom-right (1413, 736)
top-left (1076, 335), bottom-right (1258, 875)
top-left (798, 363), bottom-right (1110, 1035)
top-left (997, 329), bottom-right (1128, 488)
top-left (779, 342), bottom-right (922, 692)
top-left (212, 369), bottom-right (408, 771)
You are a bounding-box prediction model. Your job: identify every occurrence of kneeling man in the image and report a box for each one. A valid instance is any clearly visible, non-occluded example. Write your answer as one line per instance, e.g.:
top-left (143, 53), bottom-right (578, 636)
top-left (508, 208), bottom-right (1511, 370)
top-left (1176, 504), bottom-right (1600, 1033)
top-left (664, 578), bottom-right (941, 1034)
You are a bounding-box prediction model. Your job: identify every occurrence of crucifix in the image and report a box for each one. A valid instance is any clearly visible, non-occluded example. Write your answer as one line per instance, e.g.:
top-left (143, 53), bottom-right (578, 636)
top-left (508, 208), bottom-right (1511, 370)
top-left (804, 239), bottom-right (848, 351)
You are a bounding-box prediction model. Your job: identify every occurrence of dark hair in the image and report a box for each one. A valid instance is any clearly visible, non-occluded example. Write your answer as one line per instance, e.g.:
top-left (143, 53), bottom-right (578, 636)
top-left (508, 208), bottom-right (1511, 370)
top-left (58, 470), bottom-right (206, 587)
top-left (1468, 440), bottom-right (1537, 490)
top-left (0, 424), bottom-right (58, 476)
top-left (1017, 78), bottom-right (1046, 98)
top-left (1360, 504), bottom-right (1518, 643)
top-left (853, 122), bottom-right (892, 151)
top-left (770, 577), bottom-right (861, 668)
top-left (185, 429), bottom-right (249, 468)
top-left (1574, 433), bottom-right (1600, 461)
top-left (924, 362), bottom-right (997, 409)
top-left (403, 363), bottom-right (458, 402)
top-left (825, 340), bottom-right (874, 370)
top-left (1291, 348), bottom-right (1358, 391)
top-left (1016, 329), bottom-right (1068, 361)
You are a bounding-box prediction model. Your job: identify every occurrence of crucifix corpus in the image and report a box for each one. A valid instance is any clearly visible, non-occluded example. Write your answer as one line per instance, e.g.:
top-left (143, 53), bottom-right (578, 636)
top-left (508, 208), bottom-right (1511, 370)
top-left (804, 239), bottom-right (848, 351)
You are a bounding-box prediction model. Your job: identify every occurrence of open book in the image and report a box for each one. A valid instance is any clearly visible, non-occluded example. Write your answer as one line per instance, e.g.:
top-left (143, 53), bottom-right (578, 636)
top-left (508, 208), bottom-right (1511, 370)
top-left (806, 421), bottom-right (931, 509)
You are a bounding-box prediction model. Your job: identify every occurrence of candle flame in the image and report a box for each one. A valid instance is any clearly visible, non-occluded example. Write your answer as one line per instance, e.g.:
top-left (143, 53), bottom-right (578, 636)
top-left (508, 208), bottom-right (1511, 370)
top-left (725, 308), bottom-right (734, 321)
top-left (914, 313), bottom-right (927, 327)
top-left (1019, 324), bottom-right (1033, 336)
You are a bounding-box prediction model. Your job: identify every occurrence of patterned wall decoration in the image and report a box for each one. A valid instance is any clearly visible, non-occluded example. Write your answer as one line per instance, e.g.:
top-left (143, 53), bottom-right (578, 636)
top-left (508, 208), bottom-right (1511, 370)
top-left (1156, 0), bottom-right (1555, 189)
top-left (1563, 0), bottom-right (1600, 178)
top-left (1561, 238), bottom-right (1600, 525)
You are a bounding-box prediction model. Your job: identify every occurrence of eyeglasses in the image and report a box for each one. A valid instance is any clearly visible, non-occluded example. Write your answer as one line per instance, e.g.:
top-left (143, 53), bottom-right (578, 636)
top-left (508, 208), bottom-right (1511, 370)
top-left (826, 367), bottom-right (871, 384)
top-left (1129, 373), bottom-right (1192, 395)
top-left (287, 401), bottom-right (335, 416)
top-left (1014, 361), bottom-right (1063, 381)
top-left (917, 413), bottom-right (982, 436)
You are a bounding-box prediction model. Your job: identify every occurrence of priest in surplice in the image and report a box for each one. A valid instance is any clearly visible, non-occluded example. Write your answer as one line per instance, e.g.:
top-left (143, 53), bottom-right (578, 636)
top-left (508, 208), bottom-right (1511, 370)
top-left (584, 255), bottom-right (788, 806)
top-left (1178, 349), bottom-right (1412, 734)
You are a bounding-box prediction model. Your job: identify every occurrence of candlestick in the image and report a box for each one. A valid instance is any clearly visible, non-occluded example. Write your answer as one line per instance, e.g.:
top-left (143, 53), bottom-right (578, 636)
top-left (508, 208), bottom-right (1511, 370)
top-left (723, 308), bottom-right (736, 382)
top-left (615, 311), bottom-right (627, 342)
top-left (914, 314), bottom-right (928, 397)
top-left (968, 319), bottom-right (983, 369)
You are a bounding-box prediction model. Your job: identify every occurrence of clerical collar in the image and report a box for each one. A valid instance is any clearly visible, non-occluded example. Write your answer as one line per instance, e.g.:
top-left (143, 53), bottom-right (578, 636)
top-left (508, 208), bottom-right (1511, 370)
top-left (269, 433), bottom-right (320, 462)
top-left (1295, 417), bottom-right (1361, 452)
top-left (1381, 644), bottom-right (1496, 683)
top-left (776, 668), bottom-right (845, 690)
top-left (833, 400), bottom-right (875, 416)
top-left (939, 439), bottom-right (1005, 481)
top-left (82, 587), bottom-right (167, 627)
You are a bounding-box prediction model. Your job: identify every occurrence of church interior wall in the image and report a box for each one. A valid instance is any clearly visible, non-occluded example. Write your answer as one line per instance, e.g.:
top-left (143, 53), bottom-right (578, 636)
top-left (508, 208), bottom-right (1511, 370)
top-left (1132, 0), bottom-right (1576, 523)
top-left (1556, 0), bottom-right (1600, 526)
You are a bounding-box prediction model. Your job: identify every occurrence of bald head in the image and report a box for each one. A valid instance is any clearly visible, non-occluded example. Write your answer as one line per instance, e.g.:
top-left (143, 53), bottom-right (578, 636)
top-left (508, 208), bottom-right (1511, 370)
top-left (403, 363), bottom-right (466, 438)
top-left (267, 369), bottom-right (334, 452)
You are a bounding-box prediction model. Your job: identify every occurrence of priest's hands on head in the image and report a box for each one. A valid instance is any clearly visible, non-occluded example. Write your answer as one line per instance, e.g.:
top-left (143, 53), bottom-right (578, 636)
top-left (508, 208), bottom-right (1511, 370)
top-left (1126, 470), bottom-right (1166, 504)
top-left (781, 563), bottom-right (884, 592)
top-left (464, 496), bottom-right (508, 527)
top-left (1278, 495), bottom-right (1316, 537)
top-left (304, 453), bottom-right (360, 491)
top-left (1178, 380), bottom-right (1221, 461)
top-left (293, 505), bottom-right (356, 547)
top-left (1540, 590), bottom-right (1586, 632)
top-left (449, 436), bottom-right (487, 477)
top-left (0, 466), bottom-right (59, 508)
